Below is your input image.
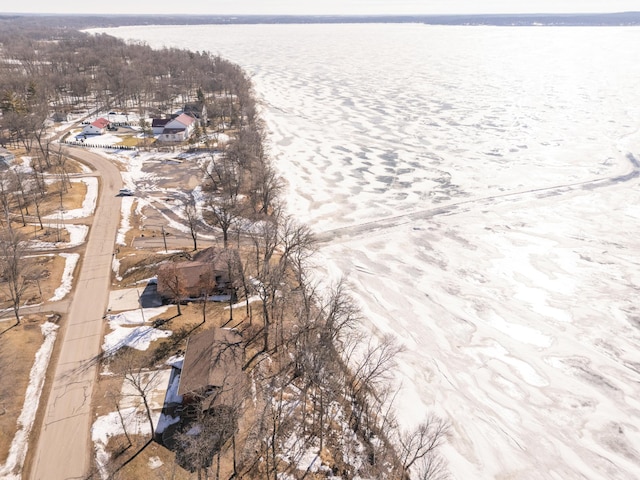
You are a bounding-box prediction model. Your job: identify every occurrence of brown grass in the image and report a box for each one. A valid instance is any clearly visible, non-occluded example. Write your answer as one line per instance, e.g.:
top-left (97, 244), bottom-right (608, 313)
top-left (0, 156), bottom-right (92, 465)
top-left (0, 250), bottom-right (70, 309)
top-left (104, 436), bottom-right (195, 480)
top-left (36, 179), bottom-right (87, 218)
top-left (0, 315), bottom-right (53, 463)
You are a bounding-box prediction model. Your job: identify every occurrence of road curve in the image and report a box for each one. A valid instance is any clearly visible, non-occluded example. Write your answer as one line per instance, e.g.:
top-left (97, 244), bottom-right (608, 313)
top-left (29, 147), bottom-right (122, 480)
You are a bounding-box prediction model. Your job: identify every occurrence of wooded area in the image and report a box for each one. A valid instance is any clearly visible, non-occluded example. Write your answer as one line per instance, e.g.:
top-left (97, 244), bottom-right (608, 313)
top-left (0, 15), bottom-right (448, 479)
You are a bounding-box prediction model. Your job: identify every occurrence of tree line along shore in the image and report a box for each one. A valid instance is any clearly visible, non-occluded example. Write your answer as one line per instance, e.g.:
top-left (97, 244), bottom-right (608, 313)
top-left (0, 16), bottom-right (449, 479)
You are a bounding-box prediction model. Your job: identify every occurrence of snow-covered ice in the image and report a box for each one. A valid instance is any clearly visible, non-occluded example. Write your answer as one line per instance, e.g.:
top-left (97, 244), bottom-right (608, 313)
top-left (97, 24), bottom-right (640, 480)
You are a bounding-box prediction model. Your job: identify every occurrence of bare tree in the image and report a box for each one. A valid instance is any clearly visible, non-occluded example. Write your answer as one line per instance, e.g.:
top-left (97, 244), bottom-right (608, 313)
top-left (397, 415), bottom-right (450, 480)
top-left (278, 215), bottom-right (316, 289)
top-left (156, 262), bottom-right (186, 315)
top-left (250, 158), bottom-right (283, 215)
top-left (182, 191), bottom-right (200, 251)
top-left (203, 151), bottom-right (244, 249)
top-left (344, 333), bottom-right (404, 435)
top-left (0, 171), bottom-right (16, 226)
top-left (0, 227), bottom-right (32, 324)
top-left (249, 215), bottom-right (279, 276)
top-left (111, 349), bottom-right (165, 440)
top-left (253, 261), bottom-right (286, 353)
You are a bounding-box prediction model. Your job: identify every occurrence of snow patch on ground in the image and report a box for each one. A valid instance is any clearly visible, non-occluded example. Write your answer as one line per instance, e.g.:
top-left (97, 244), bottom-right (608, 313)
top-left (166, 355), bottom-right (184, 369)
top-left (148, 456), bottom-right (163, 469)
top-left (116, 196), bottom-right (135, 245)
top-left (225, 295), bottom-right (262, 310)
top-left (92, 362), bottom-right (181, 477)
top-left (107, 307), bottom-right (169, 326)
top-left (112, 254), bottom-right (122, 281)
top-left (49, 253), bottom-right (79, 301)
top-left (92, 407), bottom-right (160, 479)
top-left (102, 307), bottom-right (172, 354)
top-left (28, 224), bottom-right (89, 250)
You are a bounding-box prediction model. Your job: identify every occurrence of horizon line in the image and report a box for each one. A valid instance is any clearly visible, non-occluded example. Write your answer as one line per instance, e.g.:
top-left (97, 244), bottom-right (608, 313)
top-left (2, 11), bottom-right (640, 17)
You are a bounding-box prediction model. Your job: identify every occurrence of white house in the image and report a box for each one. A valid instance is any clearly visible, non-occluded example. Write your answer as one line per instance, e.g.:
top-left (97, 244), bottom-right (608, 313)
top-left (157, 113), bottom-right (197, 143)
top-left (82, 118), bottom-right (110, 135)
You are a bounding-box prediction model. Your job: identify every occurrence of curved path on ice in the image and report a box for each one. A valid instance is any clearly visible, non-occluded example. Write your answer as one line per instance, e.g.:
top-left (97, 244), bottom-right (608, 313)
top-left (317, 153), bottom-right (640, 243)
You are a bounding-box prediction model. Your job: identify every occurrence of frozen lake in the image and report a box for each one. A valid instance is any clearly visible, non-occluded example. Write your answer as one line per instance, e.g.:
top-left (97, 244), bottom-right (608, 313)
top-left (95, 24), bottom-right (640, 479)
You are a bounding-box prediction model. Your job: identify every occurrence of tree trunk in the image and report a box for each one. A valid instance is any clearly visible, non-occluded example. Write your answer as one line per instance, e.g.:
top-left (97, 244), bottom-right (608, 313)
top-left (141, 394), bottom-right (155, 438)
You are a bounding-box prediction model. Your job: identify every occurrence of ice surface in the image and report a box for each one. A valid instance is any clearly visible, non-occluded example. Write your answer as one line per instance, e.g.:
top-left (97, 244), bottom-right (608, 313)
top-left (96, 24), bottom-right (640, 480)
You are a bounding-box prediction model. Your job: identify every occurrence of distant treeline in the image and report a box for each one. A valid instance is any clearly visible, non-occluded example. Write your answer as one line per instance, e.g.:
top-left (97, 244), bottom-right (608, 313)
top-left (1, 12), bottom-right (640, 30)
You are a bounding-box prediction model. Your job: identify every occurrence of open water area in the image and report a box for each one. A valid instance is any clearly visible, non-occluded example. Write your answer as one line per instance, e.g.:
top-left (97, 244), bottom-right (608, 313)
top-left (95, 23), bottom-right (640, 479)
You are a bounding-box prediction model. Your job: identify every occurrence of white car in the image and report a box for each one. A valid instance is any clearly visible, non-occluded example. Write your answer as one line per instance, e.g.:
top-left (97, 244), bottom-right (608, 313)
top-left (118, 188), bottom-right (134, 196)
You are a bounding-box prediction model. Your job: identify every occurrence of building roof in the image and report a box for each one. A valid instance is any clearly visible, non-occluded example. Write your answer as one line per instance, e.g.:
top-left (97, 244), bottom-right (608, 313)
top-left (157, 261), bottom-right (213, 298)
top-left (171, 113), bottom-right (196, 128)
top-left (178, 328), bottom-right (244, 407)
top-left (183, 103), bottom-right (206, 118)
top-left (160, 128), bottom-right (186, 135)
top-left (156, 248), bottom-right (242, 299)
top-left (0, 147), bottom-right (14, 159)
top-left (151, 118), bottom-right (170, 128)
top-left (91, 118), bottom-right (110, 129)
top-left (192, 247), bottom-right (241, 272)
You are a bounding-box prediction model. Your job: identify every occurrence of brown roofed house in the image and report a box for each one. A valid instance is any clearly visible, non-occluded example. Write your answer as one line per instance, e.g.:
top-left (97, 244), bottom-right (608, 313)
top-left (178, 328), bottom-right (245, 412)
top-left (156, 248), bottom-right (241, 302)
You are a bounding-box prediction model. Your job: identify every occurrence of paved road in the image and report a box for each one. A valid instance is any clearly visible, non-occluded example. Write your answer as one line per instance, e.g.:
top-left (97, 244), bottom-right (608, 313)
top-left (30, 147), bottom-right (122, 480)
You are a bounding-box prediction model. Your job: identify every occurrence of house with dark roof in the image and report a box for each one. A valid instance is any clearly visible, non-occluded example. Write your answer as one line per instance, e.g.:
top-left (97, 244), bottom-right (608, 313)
top-left (151, 118), bottom-right (171, 135)
top-left (178, 328), bottom-right (245, 412)
top-left (82, 117), bottom-right (110, 135)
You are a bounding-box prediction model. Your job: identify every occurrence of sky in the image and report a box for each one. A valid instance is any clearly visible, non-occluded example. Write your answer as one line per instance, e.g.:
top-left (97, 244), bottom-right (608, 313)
top-left (2, 0), bottom-right (639, 16)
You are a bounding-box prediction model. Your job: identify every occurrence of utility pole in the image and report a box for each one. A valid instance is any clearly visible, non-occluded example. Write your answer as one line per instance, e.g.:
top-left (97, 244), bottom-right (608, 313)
top-left (161, 225), bottom-right (168, 253)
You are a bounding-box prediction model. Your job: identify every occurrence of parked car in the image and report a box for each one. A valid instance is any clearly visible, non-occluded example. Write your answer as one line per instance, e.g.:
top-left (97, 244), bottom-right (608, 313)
top-left (118, 188), bottom-right (134, 196)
